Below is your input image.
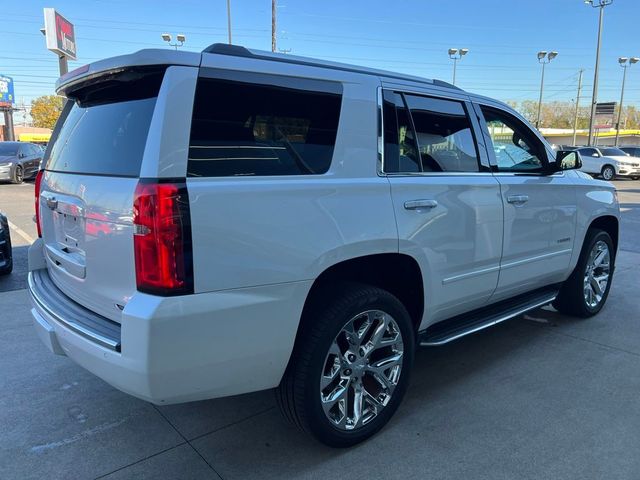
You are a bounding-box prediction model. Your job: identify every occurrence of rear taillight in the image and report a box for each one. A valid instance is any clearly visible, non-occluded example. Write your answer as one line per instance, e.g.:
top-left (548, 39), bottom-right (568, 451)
top-left (34, 170), bottom-right (44, 237)
top-left (133, 179), bottom-right (193, 296)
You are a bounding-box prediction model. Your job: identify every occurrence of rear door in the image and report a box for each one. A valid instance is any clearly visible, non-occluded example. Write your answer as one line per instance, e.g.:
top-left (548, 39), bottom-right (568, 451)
top-left (38, 68), bottom-right (167, 321)
top-left (383, 89), bottom-right (503, 324)
top-left (474, 103), bottom-right (577, 300)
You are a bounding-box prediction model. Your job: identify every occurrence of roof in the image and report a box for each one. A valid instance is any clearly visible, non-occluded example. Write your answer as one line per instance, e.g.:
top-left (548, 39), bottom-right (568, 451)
top-left (202, 43), bottom-right (462, 91)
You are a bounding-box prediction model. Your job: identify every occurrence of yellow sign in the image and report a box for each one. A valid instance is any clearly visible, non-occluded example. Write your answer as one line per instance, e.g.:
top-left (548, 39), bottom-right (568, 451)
top-left (18, 133), bottom-right (51, 143)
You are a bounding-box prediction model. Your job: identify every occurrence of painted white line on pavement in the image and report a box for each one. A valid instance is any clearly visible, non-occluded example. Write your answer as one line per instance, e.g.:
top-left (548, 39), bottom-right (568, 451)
top-left (7, 220), bottom-right (35, 244)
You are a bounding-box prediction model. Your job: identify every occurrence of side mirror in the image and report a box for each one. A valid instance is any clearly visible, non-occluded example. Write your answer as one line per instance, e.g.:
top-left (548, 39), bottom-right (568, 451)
top-left (593, 152), bottom-right (600, 157)
top-left (552, 150), bottom-right (582, 172)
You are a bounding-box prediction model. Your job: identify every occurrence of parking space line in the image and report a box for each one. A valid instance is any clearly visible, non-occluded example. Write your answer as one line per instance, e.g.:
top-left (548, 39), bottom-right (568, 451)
top-left (8, 220), bottom-right (35, 244)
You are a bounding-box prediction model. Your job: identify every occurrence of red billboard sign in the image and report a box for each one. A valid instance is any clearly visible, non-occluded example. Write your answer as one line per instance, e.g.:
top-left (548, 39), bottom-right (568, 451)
top-left (44, 8), bottom-right (77, 60)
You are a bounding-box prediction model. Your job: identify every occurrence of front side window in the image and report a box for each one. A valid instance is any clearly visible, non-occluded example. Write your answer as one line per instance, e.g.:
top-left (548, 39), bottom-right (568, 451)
top-left (188, 77), bottom-right (342, 177)
top-left (600, 148), bottom-right (627, 157)
top-left (480, 106), bottom-right (547, 173)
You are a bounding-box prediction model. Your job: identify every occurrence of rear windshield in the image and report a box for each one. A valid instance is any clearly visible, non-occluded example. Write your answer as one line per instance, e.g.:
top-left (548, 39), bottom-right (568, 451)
top-left (188, 75), bottom-right (342, 177)
top-left (46, 68), bottom-right (164, 177)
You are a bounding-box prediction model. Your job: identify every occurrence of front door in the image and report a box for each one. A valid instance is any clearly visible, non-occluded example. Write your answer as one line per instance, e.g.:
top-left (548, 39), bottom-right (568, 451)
top-left (382, 89), bottom-right (503, 326)
top-left (474, 103), bottom-right (577, 301)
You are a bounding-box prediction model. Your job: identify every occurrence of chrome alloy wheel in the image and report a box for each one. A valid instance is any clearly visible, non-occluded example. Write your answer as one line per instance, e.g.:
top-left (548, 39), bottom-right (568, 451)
top-left (583, 240), bottom-right (611, 309)
top-left (319, 310), bottom-right (404, 431)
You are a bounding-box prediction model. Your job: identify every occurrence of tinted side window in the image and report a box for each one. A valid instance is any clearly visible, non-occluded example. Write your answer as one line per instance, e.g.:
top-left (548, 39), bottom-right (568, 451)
top-left (579, 148), bottom-right (597, 157)
top-left (188, 77), bottom-right (342, 177)
top-left (480, 106), bottom-right (546, 172)
top-left (404, 94), bottom-right (479, 172)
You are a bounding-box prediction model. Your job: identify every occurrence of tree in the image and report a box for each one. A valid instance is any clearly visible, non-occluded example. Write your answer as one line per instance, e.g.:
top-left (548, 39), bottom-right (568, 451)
top-left (30, 95), bottom-right (64, 129)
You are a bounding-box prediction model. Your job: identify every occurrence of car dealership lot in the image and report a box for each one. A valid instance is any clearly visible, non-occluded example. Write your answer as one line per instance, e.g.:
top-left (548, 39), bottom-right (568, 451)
top-left (1, 180), bottom-right (640, 479)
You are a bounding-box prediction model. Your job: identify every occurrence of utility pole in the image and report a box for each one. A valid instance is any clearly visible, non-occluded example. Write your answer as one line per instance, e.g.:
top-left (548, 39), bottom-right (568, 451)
top-left (585, 0), bottom-right (613, 146)
top-left (226, 0), bottom-right (232, 44)
top-left (271, 0), bottom-right (277, 53)
top-left (572, 69), bottom-right (584, 146)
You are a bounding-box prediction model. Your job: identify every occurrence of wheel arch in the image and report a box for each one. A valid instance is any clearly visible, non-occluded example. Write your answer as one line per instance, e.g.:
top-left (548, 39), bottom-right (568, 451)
top-left (589, 215), bottom-right (619, 254)
top-left (301, 253), bottom-right (424, 335)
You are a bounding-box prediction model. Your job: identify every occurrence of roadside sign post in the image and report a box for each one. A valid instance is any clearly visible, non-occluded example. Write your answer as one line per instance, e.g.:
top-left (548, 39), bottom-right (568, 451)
top-left (43, 8), bottom-right (77, 77)
top-left (0, 74), bottom-right (15, 141)
top-left (593, 102), bottom-right (616, 145)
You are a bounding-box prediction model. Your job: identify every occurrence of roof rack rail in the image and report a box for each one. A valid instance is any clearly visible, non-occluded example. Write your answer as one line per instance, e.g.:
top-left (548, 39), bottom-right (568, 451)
top-left (201, 43), bottom-right (463, 91)
top-left (202, 43), bottom-right (253, 57)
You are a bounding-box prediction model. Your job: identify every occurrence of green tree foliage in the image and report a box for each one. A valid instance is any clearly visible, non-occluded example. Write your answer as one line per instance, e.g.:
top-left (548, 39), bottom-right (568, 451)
top-left (510, 100), bottom-right (640, 130)
top-left (30, 95), bottom-right (64, 129)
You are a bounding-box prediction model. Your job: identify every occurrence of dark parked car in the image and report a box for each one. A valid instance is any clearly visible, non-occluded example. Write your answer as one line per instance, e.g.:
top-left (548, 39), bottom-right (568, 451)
top-left (0, 141), bottom-right (43, 184)
top-left (0, 213), bottom-right (12, 275)
top-left (620, 146), bottom-right (640, 158)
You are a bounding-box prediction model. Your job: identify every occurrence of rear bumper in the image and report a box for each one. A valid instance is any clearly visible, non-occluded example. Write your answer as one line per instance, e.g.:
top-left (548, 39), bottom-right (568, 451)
top-left (28, 265), bottom-right (310, 404)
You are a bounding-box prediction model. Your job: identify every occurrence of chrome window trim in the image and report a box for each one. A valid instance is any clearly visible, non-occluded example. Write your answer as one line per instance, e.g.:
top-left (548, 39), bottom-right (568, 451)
top-left (379, 87), bottom-right (486, 177)
top-left (377, 86), bottom-right (384, 176)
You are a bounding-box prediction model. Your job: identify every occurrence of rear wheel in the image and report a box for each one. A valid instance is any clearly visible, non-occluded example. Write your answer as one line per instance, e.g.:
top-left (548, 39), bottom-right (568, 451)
top-left (11, 165), bottom-right (23, 184)
top-left (276, 283), bottom-right (415, 447)
top-left (601, 165), bottom-right (615, 181)
top-left (553, 229), bottom-right (614, 317)
top-left (631, 176), bottom-right (639, 181)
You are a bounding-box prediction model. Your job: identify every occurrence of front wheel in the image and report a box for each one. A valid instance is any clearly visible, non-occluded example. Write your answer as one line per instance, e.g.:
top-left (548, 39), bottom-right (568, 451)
top-left (11, 165), bottom-right (24, 184)
top-left (601, 165), bottom-right (615, 181)
top-left (553, 229), bottom-right (614, 317)
top-left (276, 283), bottom-right (415, 447)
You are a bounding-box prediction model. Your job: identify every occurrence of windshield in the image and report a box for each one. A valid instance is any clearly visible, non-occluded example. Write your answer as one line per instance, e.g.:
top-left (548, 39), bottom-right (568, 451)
top-left (0, 143), bottom-right (18, 156)
top-left (601, 148), bottom-right (627, 157)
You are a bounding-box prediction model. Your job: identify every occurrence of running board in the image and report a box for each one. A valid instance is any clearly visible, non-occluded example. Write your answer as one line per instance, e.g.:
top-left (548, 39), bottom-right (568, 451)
top-left (418, 286), bottom-right (559, 347)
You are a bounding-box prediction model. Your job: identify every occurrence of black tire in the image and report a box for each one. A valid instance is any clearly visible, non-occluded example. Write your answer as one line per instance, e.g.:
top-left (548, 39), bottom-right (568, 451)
top-left (276, 282), bottom-right (415, 447)
top-left (553, 229), bottom-right (615, 318)
top-left (11, 165), bottom-right (24, 184)
top-left (631, 176), bottom-right (639, 181)
top-left (600, 165), bottom-right (615, 181)
top-left (0, 220), bottom-right (12, 276)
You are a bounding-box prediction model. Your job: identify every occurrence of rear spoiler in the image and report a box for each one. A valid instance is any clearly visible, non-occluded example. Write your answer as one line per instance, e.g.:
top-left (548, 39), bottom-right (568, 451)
top-left (56, 49), bottom-right (201, 97)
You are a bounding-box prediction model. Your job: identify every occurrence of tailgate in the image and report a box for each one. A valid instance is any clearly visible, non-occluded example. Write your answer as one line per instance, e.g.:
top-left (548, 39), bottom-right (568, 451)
top-left (38, 67), bottom-right (165, 322)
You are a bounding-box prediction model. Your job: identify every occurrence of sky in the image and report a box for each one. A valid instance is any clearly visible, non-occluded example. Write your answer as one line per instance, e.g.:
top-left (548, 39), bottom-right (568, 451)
top-left (2, 0), bottom-right (640, 122)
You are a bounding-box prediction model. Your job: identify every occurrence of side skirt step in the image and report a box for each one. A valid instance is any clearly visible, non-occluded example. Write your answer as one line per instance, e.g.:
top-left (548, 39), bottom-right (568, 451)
top-left (418, 286), bottom-right (559, 347)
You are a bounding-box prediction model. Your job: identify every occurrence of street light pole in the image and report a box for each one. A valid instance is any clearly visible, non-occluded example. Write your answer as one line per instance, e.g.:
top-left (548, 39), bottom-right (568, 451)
top-left (614, 57), bottom-right (638, 146)
top-left (272, 0), bottom-right (277, 53)
top-left (585, 0), bottom-right (613, 146)
top-left (448, 48), bottom-right (469, 86)
top-left (226, 0), bottom-right (232, 44)
top-left (536, 51), bottom-right (558, 129)
top-left (161, 33), bottom-right (186, 50)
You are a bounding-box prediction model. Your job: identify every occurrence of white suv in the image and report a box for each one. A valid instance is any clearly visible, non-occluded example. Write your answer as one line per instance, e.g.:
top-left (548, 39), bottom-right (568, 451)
top-left (577, 146), bottom-right (640, 180)
top-left (29, 45), bottom-right (620, 447)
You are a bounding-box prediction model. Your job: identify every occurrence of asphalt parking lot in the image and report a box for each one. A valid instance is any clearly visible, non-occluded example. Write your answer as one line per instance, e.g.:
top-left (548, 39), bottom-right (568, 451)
top-left (1, 180), bottom-right (639, 479)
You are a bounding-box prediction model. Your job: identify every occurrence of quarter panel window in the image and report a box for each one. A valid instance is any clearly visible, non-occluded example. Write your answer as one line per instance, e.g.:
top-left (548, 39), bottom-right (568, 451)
top-left (480, 106), bottom-right (547, 173)
top-left (188, 78), bottom-right (342, 177)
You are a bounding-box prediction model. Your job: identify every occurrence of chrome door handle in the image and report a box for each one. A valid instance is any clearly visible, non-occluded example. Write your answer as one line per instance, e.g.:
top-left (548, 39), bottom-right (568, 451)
top-left (506, 194), bottom-right (529, 205)
top-left (404, 199), bottom-right (438, 210)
